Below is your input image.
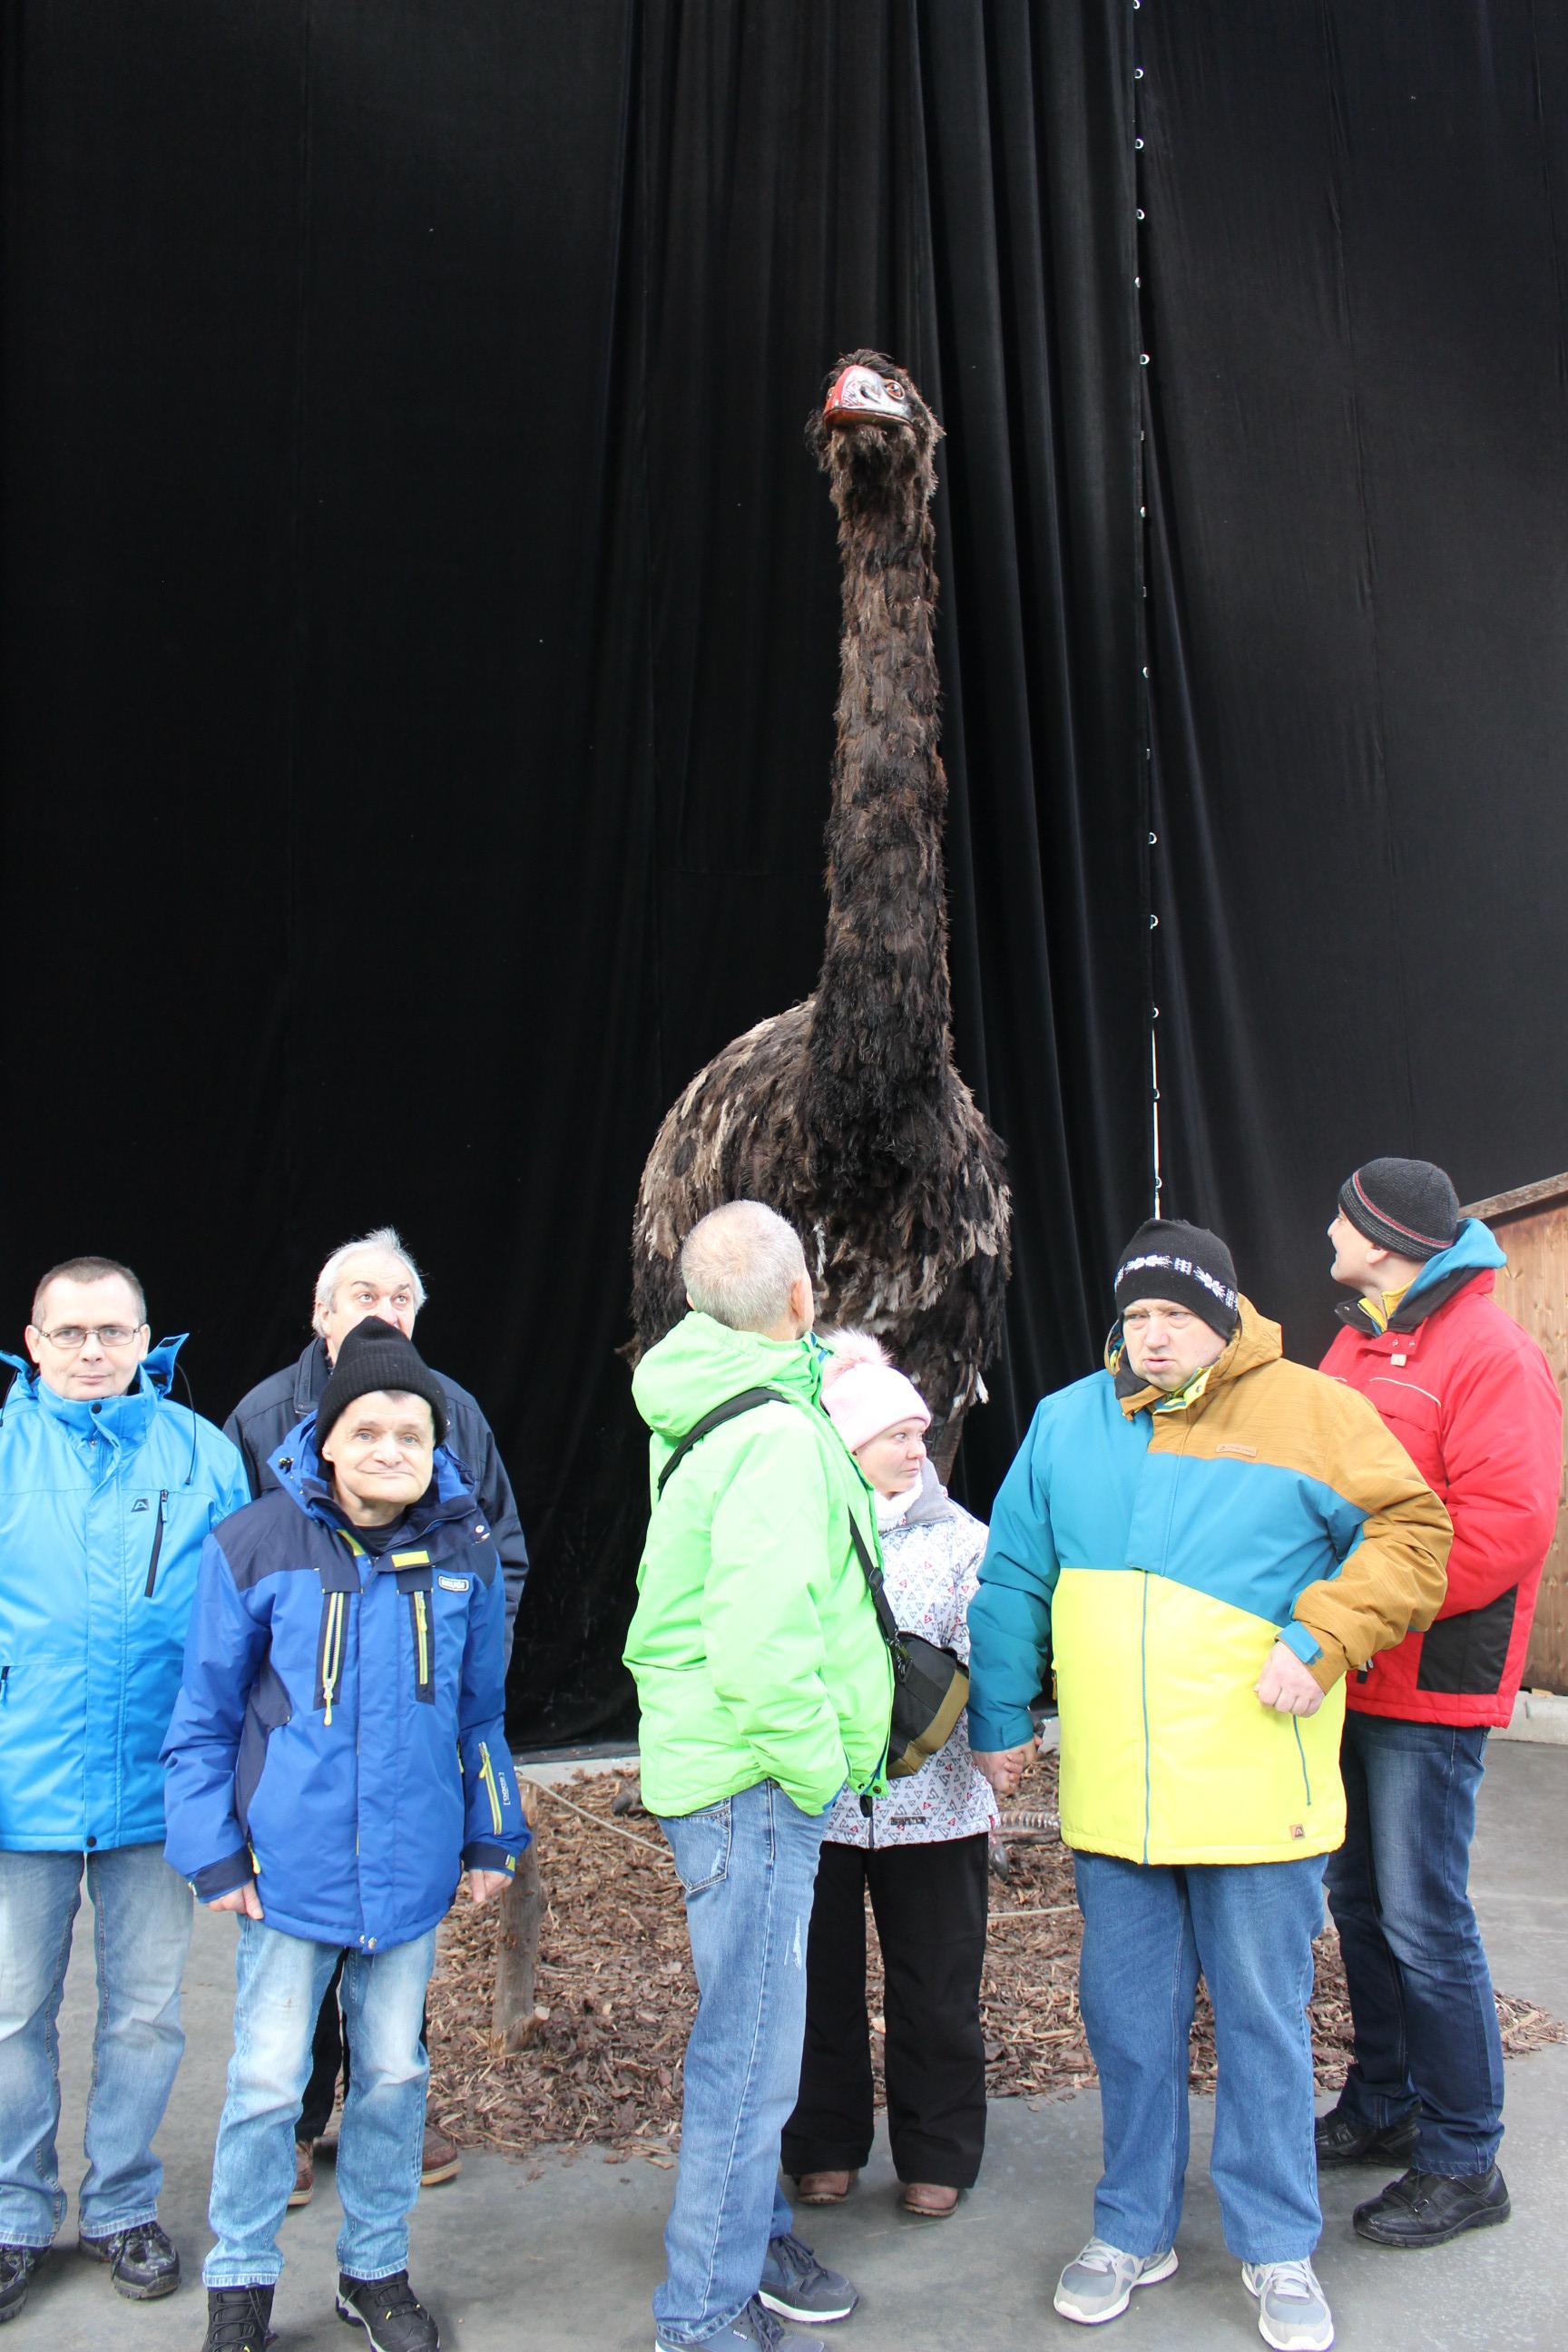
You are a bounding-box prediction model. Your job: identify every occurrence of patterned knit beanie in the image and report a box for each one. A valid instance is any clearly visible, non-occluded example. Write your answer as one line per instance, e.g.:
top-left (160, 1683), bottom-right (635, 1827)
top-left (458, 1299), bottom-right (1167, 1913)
top-left (1112, 1219), bottom-right (1240, 1341)
top-left (1338, 1160), bottom-right (1461, 1260)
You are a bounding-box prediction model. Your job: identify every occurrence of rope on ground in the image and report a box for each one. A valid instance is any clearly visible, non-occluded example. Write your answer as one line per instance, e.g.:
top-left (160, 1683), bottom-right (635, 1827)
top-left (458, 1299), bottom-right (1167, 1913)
top-left (521, 1773), bottom-right (668, 1857)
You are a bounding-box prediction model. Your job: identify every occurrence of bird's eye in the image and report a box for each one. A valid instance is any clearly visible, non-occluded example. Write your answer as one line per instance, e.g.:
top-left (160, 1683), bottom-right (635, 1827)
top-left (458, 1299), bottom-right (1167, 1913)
top-left (885, 380), bottom-right (905, 400)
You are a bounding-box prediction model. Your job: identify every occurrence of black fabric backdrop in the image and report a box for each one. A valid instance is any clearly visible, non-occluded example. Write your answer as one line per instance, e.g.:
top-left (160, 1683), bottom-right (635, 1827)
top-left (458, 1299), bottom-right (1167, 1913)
top-left (2, 5), bottom-right (1562, 1744)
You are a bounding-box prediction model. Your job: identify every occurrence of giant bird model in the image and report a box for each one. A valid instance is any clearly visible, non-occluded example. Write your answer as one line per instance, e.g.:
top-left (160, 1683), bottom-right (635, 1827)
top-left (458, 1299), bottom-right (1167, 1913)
top-left (628, 351), bottom-right (1011, 1474)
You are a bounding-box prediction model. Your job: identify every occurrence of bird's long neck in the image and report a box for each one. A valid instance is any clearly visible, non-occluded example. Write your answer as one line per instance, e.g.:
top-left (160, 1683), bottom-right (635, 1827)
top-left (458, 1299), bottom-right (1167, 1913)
top-left (808, 479), bottom-right (953, 1143)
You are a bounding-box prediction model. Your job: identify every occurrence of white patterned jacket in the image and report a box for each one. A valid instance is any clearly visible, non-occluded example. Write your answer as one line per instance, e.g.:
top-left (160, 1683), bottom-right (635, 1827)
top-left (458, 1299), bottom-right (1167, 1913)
top-left (822, 1463), bottom-right (999, 1850)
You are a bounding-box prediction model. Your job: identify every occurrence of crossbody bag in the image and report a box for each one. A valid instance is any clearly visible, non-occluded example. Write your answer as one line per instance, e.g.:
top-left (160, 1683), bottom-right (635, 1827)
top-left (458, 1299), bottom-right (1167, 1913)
top-left (656, 1387), bottom-right (969, 1779)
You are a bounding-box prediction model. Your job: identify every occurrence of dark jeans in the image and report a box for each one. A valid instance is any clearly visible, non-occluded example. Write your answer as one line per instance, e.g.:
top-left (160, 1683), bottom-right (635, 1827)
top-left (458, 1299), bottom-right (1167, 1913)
top-left (782, 1832), bottom-right (988, 2190)
top-left (1323, 1711), bottom-right (1504, 2177)
top-left (298, 1957), bottom-right (431, 2146)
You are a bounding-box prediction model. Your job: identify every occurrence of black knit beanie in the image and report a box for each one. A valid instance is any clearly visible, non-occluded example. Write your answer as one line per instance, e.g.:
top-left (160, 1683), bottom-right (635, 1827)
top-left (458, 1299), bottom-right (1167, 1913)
top-left (1112, 1219), bottom-right (1241, 1341)
top-left (315, 1318), bottom-right (448, 1455)
top-left (1338, 1159), bottom-right (1461, 1260)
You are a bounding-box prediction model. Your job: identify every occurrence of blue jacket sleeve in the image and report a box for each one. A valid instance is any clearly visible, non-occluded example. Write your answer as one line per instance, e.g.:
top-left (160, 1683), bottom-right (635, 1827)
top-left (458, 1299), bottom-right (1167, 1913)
top-left (457, 1562), bottom-right (528, 1873)
top-left (162, 1531), bottom-right (269, 1899)
top-left (965, 1401), bottom-right (1062, 1751)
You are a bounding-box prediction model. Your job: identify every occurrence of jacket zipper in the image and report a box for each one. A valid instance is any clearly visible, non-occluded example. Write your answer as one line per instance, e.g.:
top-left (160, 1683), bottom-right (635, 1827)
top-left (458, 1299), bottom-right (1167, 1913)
top-left (0, 1665), bottom-right (8, 1705)
top-left (321, 1592), bottom-right (346, 1725)
top-left (409, 1589), bottom-right (433, 1700)
top-left (1292, 1720), bottom-right (1313, 1807)
top-left (478, 1740), bottom-right (504, 1833)
top-left (143, 1491), bottom-right (169, 1598)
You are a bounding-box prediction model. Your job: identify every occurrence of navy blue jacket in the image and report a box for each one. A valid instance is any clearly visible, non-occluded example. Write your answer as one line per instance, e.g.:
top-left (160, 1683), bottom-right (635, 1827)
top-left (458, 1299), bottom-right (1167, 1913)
top-left (224, 1340), bottom-right (527, 1667)
top-left (162, 1421), bottom-right (527, 1951)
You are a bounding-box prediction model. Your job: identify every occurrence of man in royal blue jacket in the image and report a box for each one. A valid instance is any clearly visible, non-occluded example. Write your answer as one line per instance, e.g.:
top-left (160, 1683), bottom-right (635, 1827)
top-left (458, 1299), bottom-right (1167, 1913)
top-left (0, 1256), bottom-right (249, 2325)
top-left (164, 1319), bottom-right (527, 2352)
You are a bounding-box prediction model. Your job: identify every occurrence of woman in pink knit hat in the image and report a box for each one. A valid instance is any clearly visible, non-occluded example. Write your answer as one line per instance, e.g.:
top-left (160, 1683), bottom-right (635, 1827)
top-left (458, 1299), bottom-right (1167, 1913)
top-left (781, 1334), bottom-right (996, 2220)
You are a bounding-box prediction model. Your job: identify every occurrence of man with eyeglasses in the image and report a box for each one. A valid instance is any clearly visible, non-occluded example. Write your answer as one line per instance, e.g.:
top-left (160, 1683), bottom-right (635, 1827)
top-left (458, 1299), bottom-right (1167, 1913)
top-left (223, 1225), bottom-right (527, 2203)
top-left (0, 1256), bottom-right (249, 2326)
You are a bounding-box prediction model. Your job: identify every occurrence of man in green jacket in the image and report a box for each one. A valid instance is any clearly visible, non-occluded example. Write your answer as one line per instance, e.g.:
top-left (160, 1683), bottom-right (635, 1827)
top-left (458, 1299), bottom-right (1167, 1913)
top-left (625, 1200), bottom-right (894, 2352)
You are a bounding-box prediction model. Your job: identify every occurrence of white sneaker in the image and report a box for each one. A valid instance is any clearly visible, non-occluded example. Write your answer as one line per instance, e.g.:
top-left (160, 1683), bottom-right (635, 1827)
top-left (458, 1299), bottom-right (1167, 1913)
top-left (1241, 2258), bottom-right (1334, 2351)
top-left (1054, 2238), bottom-right (1179, 2324)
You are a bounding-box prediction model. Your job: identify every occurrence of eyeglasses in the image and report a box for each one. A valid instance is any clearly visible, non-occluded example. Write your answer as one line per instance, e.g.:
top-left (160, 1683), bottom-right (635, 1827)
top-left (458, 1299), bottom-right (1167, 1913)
top-left (35, 1325), bottom-right (145, 1349)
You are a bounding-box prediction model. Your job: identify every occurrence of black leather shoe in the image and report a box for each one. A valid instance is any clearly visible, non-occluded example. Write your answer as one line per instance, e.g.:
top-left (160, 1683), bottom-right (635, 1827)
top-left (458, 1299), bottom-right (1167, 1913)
top-left (1353, 2164), bottom-right (1511, 2247)
top-left (79, 2218), bottom-right (181, 2299)
top-left (0, 2246), bottom-right (44, 2326)
top-left (201, 2283), bottom-right (275, 2350)
top-left (1315, 2107), bottom-right (1419, 2166)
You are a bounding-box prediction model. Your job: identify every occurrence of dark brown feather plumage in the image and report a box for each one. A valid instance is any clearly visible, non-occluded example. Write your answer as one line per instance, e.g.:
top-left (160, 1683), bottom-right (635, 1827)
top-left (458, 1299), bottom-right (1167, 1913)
top-left (628, 351), bottom-right (1012, 1472)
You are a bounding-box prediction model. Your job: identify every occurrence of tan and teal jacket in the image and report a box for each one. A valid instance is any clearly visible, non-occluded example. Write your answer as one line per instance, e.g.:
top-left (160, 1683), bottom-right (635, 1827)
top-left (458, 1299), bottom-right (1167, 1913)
top-left (967, 1303), bottom-right (1452, 1865)
top-left (624, 1313), bottom-right (894, 1820)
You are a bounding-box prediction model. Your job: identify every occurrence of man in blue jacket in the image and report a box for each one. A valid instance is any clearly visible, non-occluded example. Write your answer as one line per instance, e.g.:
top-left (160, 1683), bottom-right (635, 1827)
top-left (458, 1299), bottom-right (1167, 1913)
top-left (0, 1256), bottom-right (250, 2325)
top-left (164, 1318), bottom-right (526, 2352)
top-left (223, 1225), bottom-right (527, 2204)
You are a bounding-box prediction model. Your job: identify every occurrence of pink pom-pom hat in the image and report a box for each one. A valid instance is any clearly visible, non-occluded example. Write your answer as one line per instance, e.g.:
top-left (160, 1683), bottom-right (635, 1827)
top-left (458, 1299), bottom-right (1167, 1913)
top-left (819, 1330), bottom-right (932, 1455)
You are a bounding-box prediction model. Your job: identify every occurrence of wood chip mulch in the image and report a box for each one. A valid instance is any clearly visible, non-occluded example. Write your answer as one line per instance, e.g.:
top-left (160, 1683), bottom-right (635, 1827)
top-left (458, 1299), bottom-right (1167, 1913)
top-left (426, 1757), bottom-right (1563, 2163)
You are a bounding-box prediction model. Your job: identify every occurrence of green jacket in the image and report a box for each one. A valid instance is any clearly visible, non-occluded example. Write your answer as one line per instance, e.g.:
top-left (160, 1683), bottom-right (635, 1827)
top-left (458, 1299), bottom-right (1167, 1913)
top-left (624, 1313), bottom-right (894, 1818)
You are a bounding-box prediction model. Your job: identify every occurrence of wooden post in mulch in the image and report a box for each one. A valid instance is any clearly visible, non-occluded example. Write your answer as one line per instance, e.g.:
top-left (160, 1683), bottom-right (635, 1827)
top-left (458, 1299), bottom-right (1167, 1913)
top-left (492, 1780), bottom-right (548, 2053)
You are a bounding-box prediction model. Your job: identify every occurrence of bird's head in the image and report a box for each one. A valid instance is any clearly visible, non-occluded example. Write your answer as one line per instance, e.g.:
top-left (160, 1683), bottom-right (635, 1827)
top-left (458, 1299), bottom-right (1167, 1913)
top-left (806, 350), bottom-right (942, 508)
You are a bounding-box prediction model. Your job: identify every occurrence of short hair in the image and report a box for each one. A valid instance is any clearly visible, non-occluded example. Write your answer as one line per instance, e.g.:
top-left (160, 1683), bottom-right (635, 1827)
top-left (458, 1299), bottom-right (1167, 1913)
top-left (31, 1257), bottom-right (147, 1327)
top-left (312, 1226), bottom-right (427, 1337)
top-left (681, 1201), bottom-right (807, 1334)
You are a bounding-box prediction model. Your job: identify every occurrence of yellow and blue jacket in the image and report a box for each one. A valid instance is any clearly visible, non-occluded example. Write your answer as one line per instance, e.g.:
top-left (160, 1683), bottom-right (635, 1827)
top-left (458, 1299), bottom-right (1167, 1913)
top-left (966, 1304), bottom-right (1452, 1866)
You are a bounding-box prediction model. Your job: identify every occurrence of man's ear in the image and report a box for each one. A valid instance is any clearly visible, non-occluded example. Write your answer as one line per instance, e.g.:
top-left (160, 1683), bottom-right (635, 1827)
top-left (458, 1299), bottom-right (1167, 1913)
top-left (23, 1325), bottom-right (43, 1369)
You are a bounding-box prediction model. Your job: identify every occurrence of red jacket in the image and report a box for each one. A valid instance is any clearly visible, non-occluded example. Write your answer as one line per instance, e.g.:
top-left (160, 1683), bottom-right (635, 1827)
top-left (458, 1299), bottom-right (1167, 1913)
top-left (1320, 1224), bottom-right (1563, 1726)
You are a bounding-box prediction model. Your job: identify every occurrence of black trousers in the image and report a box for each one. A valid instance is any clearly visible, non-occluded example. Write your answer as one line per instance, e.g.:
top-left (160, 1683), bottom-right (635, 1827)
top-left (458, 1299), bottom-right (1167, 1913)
top-left (298, 1955), bottom-right (431, 2143)
top-left (782, 1831), bottom-right (989, 2190)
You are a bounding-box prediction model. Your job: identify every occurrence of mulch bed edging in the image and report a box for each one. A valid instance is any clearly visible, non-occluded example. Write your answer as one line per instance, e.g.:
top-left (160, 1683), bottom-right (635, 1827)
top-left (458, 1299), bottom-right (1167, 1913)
top-left (426, 1759), bottom-right (1563, 2162)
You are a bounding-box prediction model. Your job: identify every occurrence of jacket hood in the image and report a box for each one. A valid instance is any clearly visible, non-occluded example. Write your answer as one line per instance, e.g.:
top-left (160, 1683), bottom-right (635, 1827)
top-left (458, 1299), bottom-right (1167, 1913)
top-left (1335, 1216), bottom-right (1504, 1335)
top-left (887, 1457), bottom-right (952, 1530)
top-left (1109, 1295), bottom-right (1281, 1417)
top-left (632, 1311), bottom-right (824, 1440)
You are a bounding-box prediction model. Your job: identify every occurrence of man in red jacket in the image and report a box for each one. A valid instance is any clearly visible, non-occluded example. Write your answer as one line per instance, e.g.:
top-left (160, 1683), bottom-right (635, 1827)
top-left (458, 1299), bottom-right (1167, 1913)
top-left (1317, 1158), bottom-right (1563, 2249)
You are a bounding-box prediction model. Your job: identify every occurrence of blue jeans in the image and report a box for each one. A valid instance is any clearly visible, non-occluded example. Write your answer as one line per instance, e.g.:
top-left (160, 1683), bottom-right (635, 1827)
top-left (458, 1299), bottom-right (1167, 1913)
top-left (0, 1844), bottom-right (191, 2247)
top-left (653, 1780), bottom-right (828, 2345)
top-left (1074, 1849), bottom-right (1326, 2264)
top-left (1323, 1712), bottom-right (1503, 2176)
top-left (204, 1919), bottom-right (436, 2288)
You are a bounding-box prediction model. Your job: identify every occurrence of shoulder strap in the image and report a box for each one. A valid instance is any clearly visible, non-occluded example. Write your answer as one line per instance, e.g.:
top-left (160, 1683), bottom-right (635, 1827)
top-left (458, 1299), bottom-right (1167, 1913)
top-left (655, 1387), bottom-right (782, 1499)
top-left (846, 1513), bottom-right (901, 1647)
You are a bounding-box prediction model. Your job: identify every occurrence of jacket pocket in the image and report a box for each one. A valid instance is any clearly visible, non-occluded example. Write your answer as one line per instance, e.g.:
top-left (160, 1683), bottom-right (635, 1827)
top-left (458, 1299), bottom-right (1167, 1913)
top-left (235, 1665), bottom-right (293, 1838)
top-left (662, 1796), bottom-right (732, 1894)
top-left (407, 1591), bottom-right (435, 1704)
top-left (477, 1740), bottom-right (506, 1835)
top-left (1416, 1588), bottom-right (1518, 1696)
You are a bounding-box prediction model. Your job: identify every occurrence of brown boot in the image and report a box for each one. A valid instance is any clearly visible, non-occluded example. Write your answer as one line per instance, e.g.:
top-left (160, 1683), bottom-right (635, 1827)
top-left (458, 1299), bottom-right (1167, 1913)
top-left (420, 2125), bottom-right (462, 2187)
top-left (795, 2170), bottom-right (856, 2204)
top-left (288, 2141), bottom-right (314, 2210)
top-left (900, 2181), bottom-right (960, 2218)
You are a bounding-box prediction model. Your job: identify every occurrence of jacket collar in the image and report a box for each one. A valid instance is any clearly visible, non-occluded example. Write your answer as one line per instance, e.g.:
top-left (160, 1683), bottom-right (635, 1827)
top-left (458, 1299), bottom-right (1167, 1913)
top-left (292, 1337), bottom-right (331, 1417)
top-left (1334, 1216), bottom-right (1504, 1339)
top-left (0, 1337), bottom-right (187, 1446)
top-left (1108, 1296), bottom-right (1281, 1420)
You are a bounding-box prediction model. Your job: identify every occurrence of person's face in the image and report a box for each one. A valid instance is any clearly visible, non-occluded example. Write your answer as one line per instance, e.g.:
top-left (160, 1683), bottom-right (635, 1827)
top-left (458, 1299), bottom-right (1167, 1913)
top-left (25, 1275), bottom-right (150, 1400)
top-left (1328, 1210), bottom-right (1387, 1292)
top-left (318, 1249), bottom-right (419, 1361)
top-left (1120, 1297), bottom-right (1230, 1393)
top-left (855, 1418), bottom-right (928, 1499)
top-left (320, 1391), bottom-right (436, 1522)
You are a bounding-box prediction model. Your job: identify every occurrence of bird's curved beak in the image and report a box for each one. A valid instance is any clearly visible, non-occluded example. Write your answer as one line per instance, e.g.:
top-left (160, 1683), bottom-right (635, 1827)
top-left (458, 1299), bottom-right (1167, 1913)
top-left (824, 365), bottom-right (915, 430)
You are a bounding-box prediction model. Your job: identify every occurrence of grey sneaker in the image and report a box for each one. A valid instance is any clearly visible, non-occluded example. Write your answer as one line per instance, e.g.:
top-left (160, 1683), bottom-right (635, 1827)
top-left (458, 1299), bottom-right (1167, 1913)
top-left (1054, 2238), bottom-right (1178, 2324)
top-left (758, 2231), bottom-right (858, 2324)
top-left (655, 2299), bottom-right (812, 2351)
top-left (1241, 2259), bottom-right (1334, 2351)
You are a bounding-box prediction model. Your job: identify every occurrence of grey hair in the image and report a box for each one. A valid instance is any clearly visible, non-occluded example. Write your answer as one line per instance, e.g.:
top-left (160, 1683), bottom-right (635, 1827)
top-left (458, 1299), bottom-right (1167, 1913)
top-left (681, 1201), bottom-right (807, 1334)
top-left (312, 1226), bottom-right (427, 1336)
top-left (31, 1257), bottom-right (146, 1327)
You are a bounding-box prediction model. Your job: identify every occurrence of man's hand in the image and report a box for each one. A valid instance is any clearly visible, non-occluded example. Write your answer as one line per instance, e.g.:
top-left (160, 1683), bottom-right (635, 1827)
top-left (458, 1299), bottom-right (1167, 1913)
top-left (1256, 1641), bottom-right (1326, 1717)
top-left (467, 1868), bottom-right (510, 1906)
top-left (208, 1880), bottom-right (264, 1919)
top-left (972, 1741), bottom-right (1035, 1799)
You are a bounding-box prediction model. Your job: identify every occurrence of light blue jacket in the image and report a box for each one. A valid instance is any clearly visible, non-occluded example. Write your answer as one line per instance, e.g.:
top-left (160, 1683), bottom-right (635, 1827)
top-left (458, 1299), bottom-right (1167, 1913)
top-left (0, 1340), bottom-right (250, 1852)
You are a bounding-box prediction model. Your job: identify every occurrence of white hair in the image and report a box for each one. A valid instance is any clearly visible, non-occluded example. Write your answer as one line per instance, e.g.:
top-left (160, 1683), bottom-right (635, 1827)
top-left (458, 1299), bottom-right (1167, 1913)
top-left (681, 1201), bottom-right (807, 1334)
top-left (312, 1226), bottom-right (427, 1337)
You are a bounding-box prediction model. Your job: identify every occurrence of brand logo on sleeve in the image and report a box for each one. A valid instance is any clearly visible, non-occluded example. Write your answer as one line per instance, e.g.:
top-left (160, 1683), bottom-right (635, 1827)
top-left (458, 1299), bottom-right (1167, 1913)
top-left (437, 1573), bottom-right (471, 1594)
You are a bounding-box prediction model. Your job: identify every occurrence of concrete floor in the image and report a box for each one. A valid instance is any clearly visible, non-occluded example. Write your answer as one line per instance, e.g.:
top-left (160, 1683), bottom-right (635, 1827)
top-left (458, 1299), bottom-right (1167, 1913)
top-left (25, 1740), bottom-right (1568, 2352)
